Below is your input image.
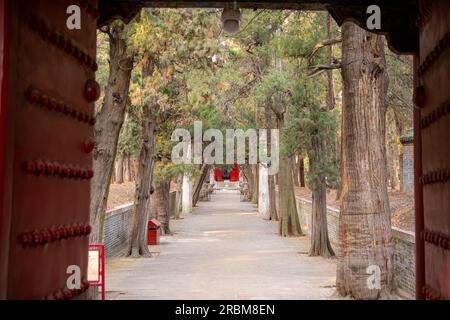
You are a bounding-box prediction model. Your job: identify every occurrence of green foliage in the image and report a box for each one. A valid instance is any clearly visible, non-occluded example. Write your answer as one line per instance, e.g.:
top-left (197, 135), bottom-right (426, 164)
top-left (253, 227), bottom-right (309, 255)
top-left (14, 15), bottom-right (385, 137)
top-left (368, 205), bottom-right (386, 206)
top-left (117, 109), bottom-right (143, 156)
top-left (236, 11), bottom-right (341, 189)
top-left (152, 162), bottom-right (199, 184)
top-left (278, 13), bottom-right (325, 60)
top-left (125, 9), bottom-right (225, 182)
top-left (285, 79), bottom-right (339, 188)
top-left (386, 51), bottom-right (413, 133)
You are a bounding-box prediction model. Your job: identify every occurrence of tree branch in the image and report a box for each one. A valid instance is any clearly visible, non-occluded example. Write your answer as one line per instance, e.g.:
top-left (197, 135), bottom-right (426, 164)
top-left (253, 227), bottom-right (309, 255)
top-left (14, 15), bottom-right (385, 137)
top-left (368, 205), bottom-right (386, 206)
top-left (307, 38), bottom-right (342, 64)
top-left (307, 61), bottom-right (342, 78)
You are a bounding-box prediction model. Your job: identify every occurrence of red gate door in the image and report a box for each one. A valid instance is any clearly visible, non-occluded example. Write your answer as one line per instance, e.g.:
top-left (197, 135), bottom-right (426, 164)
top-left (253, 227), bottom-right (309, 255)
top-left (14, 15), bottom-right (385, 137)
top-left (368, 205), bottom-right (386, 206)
top-left (417, 0), bottom-right (450, 300)
top-left (0, 0), bottom-right (98, 299)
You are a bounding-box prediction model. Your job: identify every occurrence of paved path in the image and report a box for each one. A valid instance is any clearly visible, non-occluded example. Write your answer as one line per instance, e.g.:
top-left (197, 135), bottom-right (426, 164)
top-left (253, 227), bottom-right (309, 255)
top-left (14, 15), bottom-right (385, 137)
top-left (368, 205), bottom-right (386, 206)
top-left (105, 190), bottom-right (338, 300)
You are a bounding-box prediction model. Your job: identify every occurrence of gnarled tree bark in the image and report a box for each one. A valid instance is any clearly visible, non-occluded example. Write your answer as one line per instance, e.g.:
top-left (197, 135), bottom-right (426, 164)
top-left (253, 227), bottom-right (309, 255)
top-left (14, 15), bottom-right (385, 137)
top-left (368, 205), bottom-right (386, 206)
top-left (308, 127), bottom-right (335, 258)
top-left (192, 164), bottom-right (210, 208)
top-left (90, 21), bottom-right (134, 244)
top-left (128, 102), bottom-right (157, 257)
top-left (174, 175), bottom-right (183, 219)
top-left (276, 116), bottom-right (302, 237)
top-left (336, 22), bottom-right (394, 299)
top-left (298, 158), bottom-right (306, 188)
top-left (309, 14), bottom-right (336, 258)
top-left (115, 153), bottom-right (125, 184)
top-left (151, 180), bottom-right (171, 235)
top-left (251, 164), bottom-right (259, 205)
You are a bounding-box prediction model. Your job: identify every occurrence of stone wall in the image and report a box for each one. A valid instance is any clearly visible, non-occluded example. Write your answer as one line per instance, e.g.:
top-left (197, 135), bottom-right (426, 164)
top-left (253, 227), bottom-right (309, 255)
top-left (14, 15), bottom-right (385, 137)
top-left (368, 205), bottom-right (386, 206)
top-left (103, 203), bottom-right (133, 257)
top-left (295, 197), bottom-right (340, 250)
top-left (392, 227), bottom-right (416, 298)
top-left (103, 191), bottom-right (177, 257)
top-left (401, 144), bottom-right (414, 194)
top-left (275, 193), bottom-right (416, 298)
top-left (400, 128), bottom-right (414, 194)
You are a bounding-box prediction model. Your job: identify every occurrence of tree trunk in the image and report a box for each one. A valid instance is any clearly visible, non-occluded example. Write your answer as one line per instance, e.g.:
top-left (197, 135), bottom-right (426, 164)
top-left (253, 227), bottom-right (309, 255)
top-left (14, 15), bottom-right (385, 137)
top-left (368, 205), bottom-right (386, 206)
top-left (279, 155), bottom-right (302, 237)
top-left (251, 164), bottom-right (259, 205)
top-left (336, 22), bottom-right (394, 299)
top-left (299, 158), bottom-right (306, 188)
top-left (241, 165), bottom-right (252, 202)
top-left (310, 182), bottom-right (335, 257)
top-left (128, 103), bottom-right (157, 257)
top-left (111, 166), bottom-right (116, 184)
top-left (174, 175), bottom-right (183, 220)
top-left (386, 109), bottom-right (400, 190)
top-left (277, 116), bottom-right (302, 237)
top-left (308, 130), bottom-right (335, 258)
top-left (90, 21), bottom-right (134, 244)
top-left (115, 153), bottom-right (125, 184)
top-left (123, 153), bottom-right (128, 182)
top-left (308, 15), bottom-right (336, 258)
top-left (245, 165), bottom-right (253, 199)
top-left (125, 153), bottom-right (132, 182)
top-left (399, 151), bottom-right (404, 192)
top-left (193, 164), bottom-right (210, 207)
top-left (268, 175), bottom-right (278, 221)
top-left (132, 155), bottom-right (139, 181)
top-left (151, 180), bottom-right (171, 235)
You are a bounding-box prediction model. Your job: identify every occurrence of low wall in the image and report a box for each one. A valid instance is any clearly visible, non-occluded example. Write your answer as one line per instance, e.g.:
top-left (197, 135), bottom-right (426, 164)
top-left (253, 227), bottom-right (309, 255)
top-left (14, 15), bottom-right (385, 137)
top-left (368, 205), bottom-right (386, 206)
top-left (294, 197), bottom-right (340, 250)
top-left (103, 191), bottom-right (177, 257)
top-left (391, 227), bottom-right (416, 298)
top-left (275, 193), bottom-right (416, 299)
top-left (103, 203), bottom-right (133, 257)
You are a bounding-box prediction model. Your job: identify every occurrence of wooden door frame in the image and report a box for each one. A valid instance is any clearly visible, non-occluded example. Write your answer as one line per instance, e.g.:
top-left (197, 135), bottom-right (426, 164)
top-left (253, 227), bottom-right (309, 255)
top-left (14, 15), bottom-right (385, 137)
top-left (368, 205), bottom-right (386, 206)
top-left (413, 56), bottom-right (425, 300)
top-left (0, 0), bottom-right (426, 300)
top-left (0, 0), bottom-right (11, 299)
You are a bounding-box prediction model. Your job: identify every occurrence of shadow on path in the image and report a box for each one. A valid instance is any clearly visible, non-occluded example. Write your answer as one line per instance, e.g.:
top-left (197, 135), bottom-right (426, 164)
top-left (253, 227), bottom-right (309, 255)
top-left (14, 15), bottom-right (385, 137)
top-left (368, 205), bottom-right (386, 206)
top-left (105, 190), bottom-right (338, 300)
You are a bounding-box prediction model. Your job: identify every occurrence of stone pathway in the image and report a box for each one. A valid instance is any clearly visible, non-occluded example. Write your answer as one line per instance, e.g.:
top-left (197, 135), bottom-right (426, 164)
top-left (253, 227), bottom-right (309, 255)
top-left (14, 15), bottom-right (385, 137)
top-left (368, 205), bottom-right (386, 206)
top-left (105, 190), bottom-right (338, 300)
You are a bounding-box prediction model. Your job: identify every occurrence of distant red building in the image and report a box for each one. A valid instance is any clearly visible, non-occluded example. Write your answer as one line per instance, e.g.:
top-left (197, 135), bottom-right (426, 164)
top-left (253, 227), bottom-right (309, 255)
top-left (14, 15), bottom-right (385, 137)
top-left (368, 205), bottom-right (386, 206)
top-left (214, 165), bottom-right (240, 182)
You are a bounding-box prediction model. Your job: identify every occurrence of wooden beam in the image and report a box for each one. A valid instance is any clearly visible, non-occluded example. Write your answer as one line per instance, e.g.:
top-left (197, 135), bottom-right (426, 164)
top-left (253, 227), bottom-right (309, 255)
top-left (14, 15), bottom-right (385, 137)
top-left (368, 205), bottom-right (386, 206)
top-left (98, 0), bottom-right (419, 54)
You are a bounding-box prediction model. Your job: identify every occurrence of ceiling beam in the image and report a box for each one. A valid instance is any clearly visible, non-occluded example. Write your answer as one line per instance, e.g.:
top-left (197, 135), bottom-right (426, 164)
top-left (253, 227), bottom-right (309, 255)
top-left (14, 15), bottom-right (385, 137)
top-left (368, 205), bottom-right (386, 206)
top-left (98, 0), bottom-right (419, 54)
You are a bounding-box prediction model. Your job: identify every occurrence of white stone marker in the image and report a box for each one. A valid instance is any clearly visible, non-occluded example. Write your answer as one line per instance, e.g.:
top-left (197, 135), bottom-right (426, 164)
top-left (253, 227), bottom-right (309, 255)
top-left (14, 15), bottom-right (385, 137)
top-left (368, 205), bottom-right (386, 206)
top-left (182, 144), bottom-right (193, 214)
top-left (258, 164), bottom-right (270, 219)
